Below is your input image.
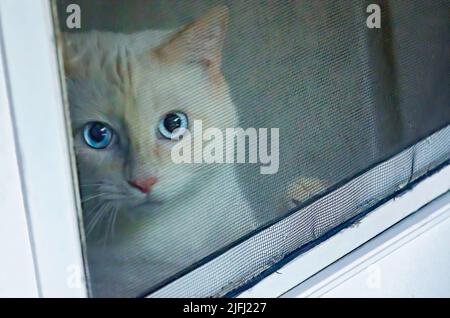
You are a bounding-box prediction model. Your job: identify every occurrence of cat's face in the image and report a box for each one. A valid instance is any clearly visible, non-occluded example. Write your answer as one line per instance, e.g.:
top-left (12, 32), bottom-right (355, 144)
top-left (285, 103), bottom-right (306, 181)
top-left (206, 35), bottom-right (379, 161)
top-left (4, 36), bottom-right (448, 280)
top-left (64, 7), bottom-right (235, 213)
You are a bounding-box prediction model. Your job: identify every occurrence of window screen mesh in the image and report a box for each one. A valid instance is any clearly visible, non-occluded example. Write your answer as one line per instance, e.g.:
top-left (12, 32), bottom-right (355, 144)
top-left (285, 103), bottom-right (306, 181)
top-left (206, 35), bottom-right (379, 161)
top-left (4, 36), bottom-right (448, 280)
top-left (151, 125), bottom-right (450, 297)
top-left (52, 0), bottom-right (450, 297)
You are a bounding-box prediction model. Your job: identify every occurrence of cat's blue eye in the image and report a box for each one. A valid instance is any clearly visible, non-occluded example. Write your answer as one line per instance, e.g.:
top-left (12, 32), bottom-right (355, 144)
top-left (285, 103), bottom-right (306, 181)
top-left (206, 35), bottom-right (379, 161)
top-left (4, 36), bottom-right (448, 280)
top-left (158, 111), bottom-right (189, 140)
top-left (83, 122), bottom-right (114, 149)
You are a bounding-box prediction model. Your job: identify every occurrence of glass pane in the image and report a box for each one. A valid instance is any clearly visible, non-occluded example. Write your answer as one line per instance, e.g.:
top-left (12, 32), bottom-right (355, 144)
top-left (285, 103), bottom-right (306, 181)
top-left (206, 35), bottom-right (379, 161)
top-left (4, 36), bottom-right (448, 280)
top-left (52, 0), bottom-right (450, 297)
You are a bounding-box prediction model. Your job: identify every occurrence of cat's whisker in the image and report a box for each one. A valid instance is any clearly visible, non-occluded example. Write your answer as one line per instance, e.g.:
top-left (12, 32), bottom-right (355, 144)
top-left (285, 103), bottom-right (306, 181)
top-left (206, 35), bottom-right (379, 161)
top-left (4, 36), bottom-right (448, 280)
top-left (103, 205), bottom-right (119, 245)
top-left (83, 199), bottom-right (105, 218)
top-left (84, 207), bottom-right (104, 236)
top-left (110, 206), bottom-right (119, 238)
top-left (85, 202), bottom-right (110, 236)
top-left (102, 211), bottom-right (114, 247)
top-left (82, 192), bottom-right (109, 203)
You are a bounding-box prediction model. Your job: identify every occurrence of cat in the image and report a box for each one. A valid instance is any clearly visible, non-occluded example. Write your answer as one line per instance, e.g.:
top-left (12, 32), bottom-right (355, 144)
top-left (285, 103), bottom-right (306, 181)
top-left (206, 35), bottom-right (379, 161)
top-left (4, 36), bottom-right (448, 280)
top-left (63, 6), bottom-right (262, 297)
top-left (63, 6), bottom-right (327, 297)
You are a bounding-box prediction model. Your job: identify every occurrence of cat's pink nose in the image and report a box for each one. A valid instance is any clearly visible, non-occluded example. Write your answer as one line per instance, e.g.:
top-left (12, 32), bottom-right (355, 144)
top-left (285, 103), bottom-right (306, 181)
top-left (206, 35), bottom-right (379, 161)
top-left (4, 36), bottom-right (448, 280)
top-left (129, 177), bottom-right (158, 193)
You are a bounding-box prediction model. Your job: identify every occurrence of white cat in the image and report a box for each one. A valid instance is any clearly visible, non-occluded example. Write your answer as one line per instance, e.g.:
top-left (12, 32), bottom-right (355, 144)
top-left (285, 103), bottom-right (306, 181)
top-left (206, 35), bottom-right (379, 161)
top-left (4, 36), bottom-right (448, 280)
top-left (64, 7), bottom-right (259, 297)
top-left (64, 6), bottom-right (326, 297)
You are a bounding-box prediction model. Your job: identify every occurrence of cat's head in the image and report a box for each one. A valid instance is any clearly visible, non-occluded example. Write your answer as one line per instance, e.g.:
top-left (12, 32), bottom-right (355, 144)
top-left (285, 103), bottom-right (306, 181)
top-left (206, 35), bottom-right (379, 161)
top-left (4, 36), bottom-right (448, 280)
top-left (63, 7), bottom-right (236, 215)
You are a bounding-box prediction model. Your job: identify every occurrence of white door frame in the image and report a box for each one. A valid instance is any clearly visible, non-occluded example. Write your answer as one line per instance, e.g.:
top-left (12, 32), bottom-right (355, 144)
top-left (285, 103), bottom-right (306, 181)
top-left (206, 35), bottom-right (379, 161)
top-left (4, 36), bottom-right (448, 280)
top-left (0, 0), bottom-right (87, 297)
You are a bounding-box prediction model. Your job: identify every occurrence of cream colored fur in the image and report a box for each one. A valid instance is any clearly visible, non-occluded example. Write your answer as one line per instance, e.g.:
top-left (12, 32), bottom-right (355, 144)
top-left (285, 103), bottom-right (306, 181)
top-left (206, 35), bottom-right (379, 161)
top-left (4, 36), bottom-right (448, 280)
top-left (64, 7), bottom-right (259, 296)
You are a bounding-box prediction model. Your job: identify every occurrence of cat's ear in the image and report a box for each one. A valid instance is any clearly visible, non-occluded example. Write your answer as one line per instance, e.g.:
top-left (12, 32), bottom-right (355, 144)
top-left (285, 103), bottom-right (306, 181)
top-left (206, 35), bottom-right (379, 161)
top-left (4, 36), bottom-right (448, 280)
top-left (62, 33), bottom-right (77, 76)
top-left (155, 6), bottom-right (229, 69)
top-left (61, 32), bottom-right (88, 78)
